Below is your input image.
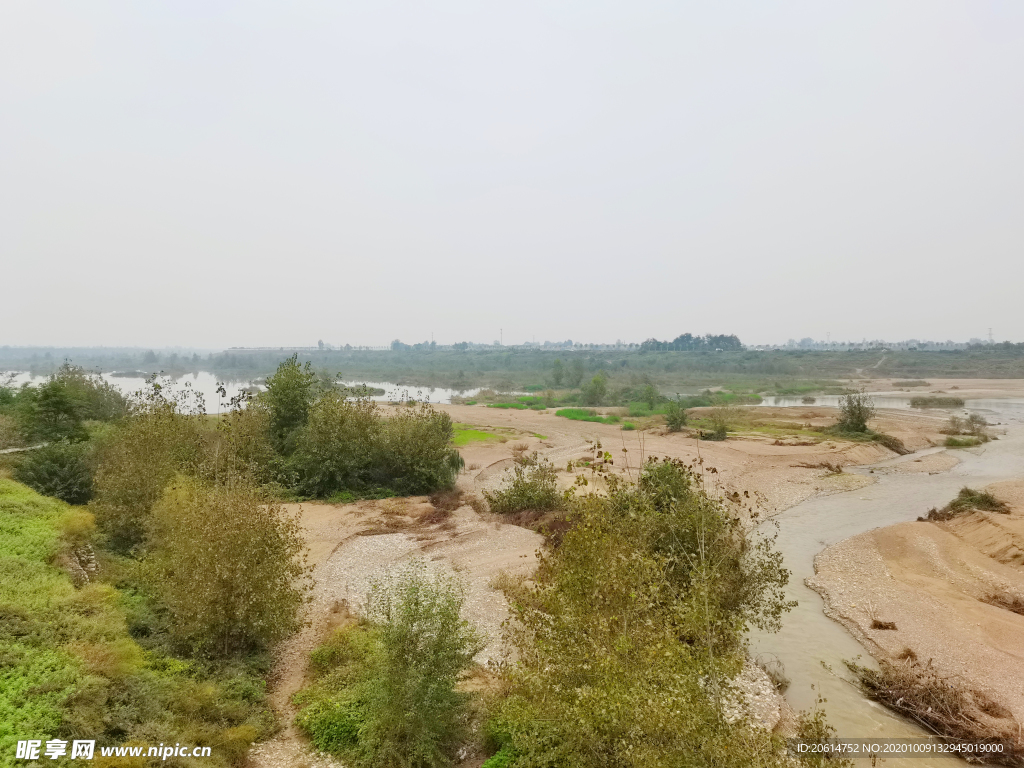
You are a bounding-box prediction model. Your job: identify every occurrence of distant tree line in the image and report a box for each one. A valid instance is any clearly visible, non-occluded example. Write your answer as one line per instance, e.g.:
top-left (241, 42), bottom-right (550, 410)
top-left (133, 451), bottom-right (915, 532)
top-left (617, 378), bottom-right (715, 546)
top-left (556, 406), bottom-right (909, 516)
top-left (639, 333), bottom-right (743, 352)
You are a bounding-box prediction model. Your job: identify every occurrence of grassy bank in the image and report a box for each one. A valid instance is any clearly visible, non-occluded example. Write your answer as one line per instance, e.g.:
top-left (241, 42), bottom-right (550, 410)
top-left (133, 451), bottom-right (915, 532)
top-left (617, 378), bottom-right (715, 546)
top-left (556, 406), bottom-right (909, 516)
top-left (0, 479), bottom-right (273, 766)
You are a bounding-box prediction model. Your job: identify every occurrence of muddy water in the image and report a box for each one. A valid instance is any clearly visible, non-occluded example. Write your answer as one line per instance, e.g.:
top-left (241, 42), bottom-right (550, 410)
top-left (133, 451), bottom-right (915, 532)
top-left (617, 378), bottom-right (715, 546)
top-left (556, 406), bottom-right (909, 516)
top-left (749, 414), bottom-right (1024, 766)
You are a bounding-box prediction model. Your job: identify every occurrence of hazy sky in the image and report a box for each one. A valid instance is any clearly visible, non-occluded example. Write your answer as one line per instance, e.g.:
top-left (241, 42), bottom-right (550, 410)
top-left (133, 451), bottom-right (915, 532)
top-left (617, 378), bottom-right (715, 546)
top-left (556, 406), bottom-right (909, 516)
top-left (2, 2), bottom-right (1022, 348)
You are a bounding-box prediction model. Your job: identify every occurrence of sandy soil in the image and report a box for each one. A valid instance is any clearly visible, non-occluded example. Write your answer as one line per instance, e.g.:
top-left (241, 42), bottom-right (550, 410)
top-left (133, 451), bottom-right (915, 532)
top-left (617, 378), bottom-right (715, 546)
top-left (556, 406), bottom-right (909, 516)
top-left (807, 480), bottom-right (1024, 736)
top-left (443, 403), bottom-right (947, 517)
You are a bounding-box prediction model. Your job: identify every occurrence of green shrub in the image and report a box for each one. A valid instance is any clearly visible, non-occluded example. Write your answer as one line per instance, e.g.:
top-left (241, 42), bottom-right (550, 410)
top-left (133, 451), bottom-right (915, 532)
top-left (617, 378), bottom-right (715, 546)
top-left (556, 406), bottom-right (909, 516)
top-left (149, 478), bottom-right (311, 656)
top-left (621, 422), bottom-right (636, 431)
top-left (944, 436), bottom-right (982, 448)
top-left (664, 399), bottom-right (687, 432)
top-left (492, 459), bottom-right (795, 767)
top-left (90, 400), bottom-right (206, 553)
top-left (305, 564), bottom-right (483, 768)
top-left (290, 397), bottom-right (462, 498)
top-left (13, 441), bottom-right (94, 504)
top-left (484, 460), bottom-right (564, 514)
top-left (836, 392), bottom-right (875, 433)
top-left (480, 747), bottom-right (517, 768)
top-left (910, 396), bottom-right (965, 409)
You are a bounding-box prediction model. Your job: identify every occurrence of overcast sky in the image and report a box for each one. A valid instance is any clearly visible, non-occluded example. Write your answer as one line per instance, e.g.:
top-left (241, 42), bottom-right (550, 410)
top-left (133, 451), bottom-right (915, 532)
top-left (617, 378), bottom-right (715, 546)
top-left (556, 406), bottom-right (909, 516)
top-left (2, 2), bottom-right (1022, 348)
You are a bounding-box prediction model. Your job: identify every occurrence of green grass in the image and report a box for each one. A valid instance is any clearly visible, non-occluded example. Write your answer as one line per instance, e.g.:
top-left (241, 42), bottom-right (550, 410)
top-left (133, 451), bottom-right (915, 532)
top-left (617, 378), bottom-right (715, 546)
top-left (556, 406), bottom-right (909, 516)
top-left (486, 402), bottom-right (529, 410)
top-left (893, 380), bottom-right (929, 387)
top-left (453, 424), bottom-right (502, 446)
top-left (621, 422), bottom-right (636, 431)
top-left (531, 433), bottom-right (548, 440)
top-left (627, 402), bottom-right (669, 417)
top-left (555, 408), bottom-right (621, 425)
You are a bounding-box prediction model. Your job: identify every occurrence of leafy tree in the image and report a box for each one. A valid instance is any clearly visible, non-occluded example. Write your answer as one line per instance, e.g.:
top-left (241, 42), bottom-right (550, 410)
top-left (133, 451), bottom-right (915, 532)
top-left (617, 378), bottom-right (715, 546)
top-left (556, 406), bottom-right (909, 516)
top-left (565, 358), bottom-right (585, 388)
top-left (550, 358), bottom-right (564, 386)
top-left (358, 563), bottom-right (484, 768)
top-left (581, 373), bottom-right (607, 406)
top-left (640, 382), bottom-right (659, 410)
top-left (263, 354), bottom-right (318, 451)
top-left (149, 478), bottom-right (310, 656)
top-left (13, 441), bottom-right (94, 504)
top-left (836, 392), bottom-right (875, 433)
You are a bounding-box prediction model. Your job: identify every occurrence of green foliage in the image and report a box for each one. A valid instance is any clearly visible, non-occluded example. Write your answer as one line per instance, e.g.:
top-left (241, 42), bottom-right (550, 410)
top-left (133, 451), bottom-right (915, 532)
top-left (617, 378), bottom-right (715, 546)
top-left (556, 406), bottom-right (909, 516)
top-left (621, 422), bottom-right (636, 431)
top-left (296, 566), bottom-right (483, 768)
top-left (640, 382), bottom-right (660, 410)
top-left (926, 487), bottom-right (1009, 520)
top-left (452, 425), bottom-right (499, 446)
top-left (581, 373), bottom-right (608, 406)
top-left (263, 354), bottom-right (319, 451)
top-left (550, 359), bottom-right (564, 386)
top-left (360, 564), bottom-right (484, 768)
top-left (149, 478), bottom-right (311, 656)
top-left (0, 479), bottom-right (273, 766)
top-left (945, 436), bottom-right (983, 448)
top-left (835, 392), bottom-right (875, 433)
top-left (289, 397), bottom-right (462, 498)
top-left (90, 395), bottom-right (206, 553)
top-left (13, 441), bottom-right (94, 504)
top-left (565, 358), bottom-right (585, 388)
top-left (490, 459), bottom-right (795, 767)
top-left (554, 408), bottom-right (620, 424)
top-left (480, 748), bottom-right (517, 768)
top-left (484, 459), bottom-right (564, 515)
top-left (665, 398), bottom-right (687, 432)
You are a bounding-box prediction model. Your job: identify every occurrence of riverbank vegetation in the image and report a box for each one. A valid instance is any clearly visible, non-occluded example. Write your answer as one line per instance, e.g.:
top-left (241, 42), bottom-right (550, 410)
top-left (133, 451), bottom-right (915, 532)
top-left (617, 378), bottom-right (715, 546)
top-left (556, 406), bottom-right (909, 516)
top-left (923, 487), bottom-right (1010, 521)
top-left (846, 656), bottom-right (1022, 765)
top-left (0, 479), bottom-right (279, 766)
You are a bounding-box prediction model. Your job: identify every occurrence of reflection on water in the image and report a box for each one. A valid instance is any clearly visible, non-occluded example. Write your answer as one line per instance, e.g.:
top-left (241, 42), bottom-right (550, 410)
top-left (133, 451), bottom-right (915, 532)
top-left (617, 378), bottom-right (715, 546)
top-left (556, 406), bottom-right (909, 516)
top-left (3, 372), bottom-right (504, 413)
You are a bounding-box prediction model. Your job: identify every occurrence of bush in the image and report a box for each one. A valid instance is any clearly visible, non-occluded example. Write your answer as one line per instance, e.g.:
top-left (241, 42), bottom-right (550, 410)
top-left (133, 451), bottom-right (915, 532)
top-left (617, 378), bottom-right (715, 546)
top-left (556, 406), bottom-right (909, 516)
top-left (149, 478), bottom-right (311, 656)
top-left (357, 564), bottom-right (484, 768)
top-left (925, 487), bottom-right (1009, 520)
top-left (289, 397), bottom-right (462, 498)
top-left (665, 399), bottom-right (687, 432)
top-left (581, 373), bottom-right (608, 406)
top-left (13, 441), bottom-right (94, 504)
top-left (90, 400), bottom-right (206, 553)
top-left (910, 396), bottom-right (965, 409)
top-left (484, 459), bottom-right (564, 514)
top-left (945, 436), bottom-right (982, 448)
top-left (491, 459), bottom-right (795, 766)
top-left (836, 392), bottom-right (875, 433)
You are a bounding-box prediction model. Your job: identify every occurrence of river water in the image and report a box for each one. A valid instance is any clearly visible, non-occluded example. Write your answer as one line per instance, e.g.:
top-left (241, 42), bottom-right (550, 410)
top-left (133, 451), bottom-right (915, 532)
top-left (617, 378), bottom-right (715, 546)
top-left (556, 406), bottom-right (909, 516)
top-left (2, 372), bottom-right (493, 412)
top-left (749, 402), bottom-right (1024, 766)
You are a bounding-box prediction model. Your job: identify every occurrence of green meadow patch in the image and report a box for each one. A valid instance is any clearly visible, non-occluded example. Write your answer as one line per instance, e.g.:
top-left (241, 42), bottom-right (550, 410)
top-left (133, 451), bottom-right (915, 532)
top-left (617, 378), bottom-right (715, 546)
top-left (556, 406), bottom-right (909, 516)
top-left (555, 408), bottom-right (621, 425)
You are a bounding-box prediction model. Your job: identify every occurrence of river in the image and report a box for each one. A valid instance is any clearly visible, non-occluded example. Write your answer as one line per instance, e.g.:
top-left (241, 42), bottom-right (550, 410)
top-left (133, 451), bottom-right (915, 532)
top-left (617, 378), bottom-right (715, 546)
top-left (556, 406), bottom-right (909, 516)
top-left (2, 371), bottom-right (494, 412)
top-left (749, 402), bottom-right (1024, 766)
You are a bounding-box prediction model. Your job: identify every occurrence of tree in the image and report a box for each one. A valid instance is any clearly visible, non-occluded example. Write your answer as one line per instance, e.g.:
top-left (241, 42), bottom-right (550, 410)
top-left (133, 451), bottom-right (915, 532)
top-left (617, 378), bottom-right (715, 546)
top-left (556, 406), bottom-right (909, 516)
top-left (263, 354), bottom-right (318, 451)
top-left (641, 382), bottom-right (659, 410)
top-left (551, 359), bottom-right (564, 386)
top-left (565, 358), bottom-right (585, 388)
top-left (582, 373), bottom-right (607, 406)
top-left (14, 441), bottom-right (94, 504)
top-left (836, 392), bottom-right (875, 433)
top-left (149, 478), bottom-right (310, 656)
top-left (359, 563), bottom-right (484, 768)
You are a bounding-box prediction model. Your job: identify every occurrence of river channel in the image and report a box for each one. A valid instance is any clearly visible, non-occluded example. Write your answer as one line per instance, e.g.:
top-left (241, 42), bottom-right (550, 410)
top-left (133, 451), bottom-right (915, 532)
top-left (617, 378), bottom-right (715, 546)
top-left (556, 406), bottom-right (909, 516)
top-left (749, 403), bottom-right (1024, 766)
